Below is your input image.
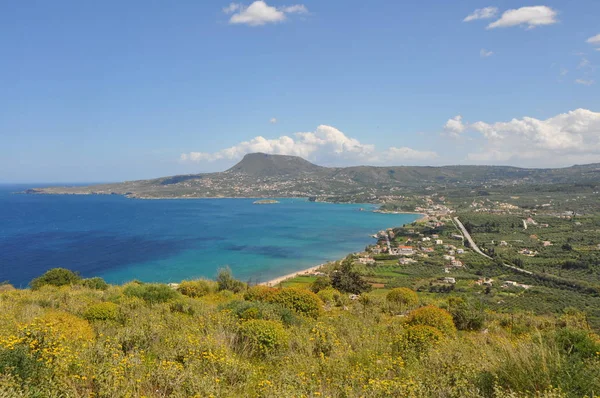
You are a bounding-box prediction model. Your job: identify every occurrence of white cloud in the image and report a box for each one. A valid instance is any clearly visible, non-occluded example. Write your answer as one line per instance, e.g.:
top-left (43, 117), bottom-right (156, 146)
top-left (575, 79), bottom-right (595, 86)
top-left (454, 109), bottom-right (600, 166)
top-left (487, 6), bottom-right (558, 29)
top-left (180, 125), bottom-right (437, 165)
top-left (225, 1), bottom-right (308, 26)
top-left (444, 115), bottom-right (466, 137)
top-left (269, 118), bottom-right (278, 124)
top-left (560, 67), bottom-right (568, 76)
top-left (587, 33), bottom-right (600, 46)
top-left (223, 3), bottom-right (241, 14)
top-left (578, 57), bottom-right (591, 69)
top-left (480, 49), bottom-right (494, 57)
top-left (281, 5), bottom-right (308, 14)
top-left (464, 7), bottom-right (498, 22)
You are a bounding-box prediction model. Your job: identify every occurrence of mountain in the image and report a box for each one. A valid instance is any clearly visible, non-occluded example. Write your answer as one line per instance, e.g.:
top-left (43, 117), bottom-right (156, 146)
top-left (226, 153), bottom-right (327, 177)
top-left (25, 154), bottom-right (600, 201)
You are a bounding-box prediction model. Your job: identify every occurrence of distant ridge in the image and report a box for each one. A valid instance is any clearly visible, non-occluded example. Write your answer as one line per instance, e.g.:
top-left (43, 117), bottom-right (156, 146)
top-left (26, 153), bottom-right (600, 200)
top-left (226, 153), bottom-right (326, 177)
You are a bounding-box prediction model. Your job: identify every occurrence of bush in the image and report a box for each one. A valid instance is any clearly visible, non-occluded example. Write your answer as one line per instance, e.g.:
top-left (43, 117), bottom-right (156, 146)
top-left (448, 298), bottom-right (484, 331)
top-left (0, 346), bottom-right (47, 384)
top-left (237, 320), bottom-right (289, 357)
top-left (177, 279), bottom-right (213, 298)
top-left (405, 306), bottom-right (456, 336)
top-left (244, 285), bottom-right (277, 302)
top-left (216, 267), bottom-right (246, 293)
top-left (310, 276), bottom-right (332, 293)
top-left (81, 277), bottom-right (109, 290)
top-left (30, 268), bottom-right (81, 290)
top-left (268, 288), bottom-right (323, 319)
top-left (317, 287), bottom-right (347, 307)
top-left (311, 322), bottom-right (339, 357)
top-left (222, 300), bottom-right (298, 326)
top-left (83, 302), bottom-right (119, 321)
top-left (386, 288), bottom-right (419, 308)
top-left (554, 328), bottom-right (600, 359)
top-left (123, 283), bottom-right (179, 304)
top-left (394, 325), bottom-right (444, 358)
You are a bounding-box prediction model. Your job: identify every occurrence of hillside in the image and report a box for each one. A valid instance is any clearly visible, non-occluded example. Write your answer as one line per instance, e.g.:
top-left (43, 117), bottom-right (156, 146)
top-left (25, 153), bottom-right (600, 200)
top-left (1, 266), bottom-right (599, 397)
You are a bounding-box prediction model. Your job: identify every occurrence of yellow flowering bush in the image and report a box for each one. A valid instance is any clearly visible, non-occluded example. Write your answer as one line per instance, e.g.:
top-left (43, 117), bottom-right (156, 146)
top-left (177, 279), bottom-right (213, 298)
top-left (244, 285), bottom-right (278, 302)
top-left (237, 319), bottom-right (289, 357)
top-left (394, 325), bottom-right (444, 358)
top-left (268, 288), bottom-right (323, 319)
top-left (386, 288), bottom-right (419, 308)
top-left (405, 305), bottom-right (456, 336)
top-left (83, 302), bottom-right (120, 321)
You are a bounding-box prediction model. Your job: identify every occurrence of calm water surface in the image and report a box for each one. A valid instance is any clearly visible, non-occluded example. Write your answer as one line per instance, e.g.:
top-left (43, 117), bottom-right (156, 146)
top-left (0, 185), bottom-right (419, 287)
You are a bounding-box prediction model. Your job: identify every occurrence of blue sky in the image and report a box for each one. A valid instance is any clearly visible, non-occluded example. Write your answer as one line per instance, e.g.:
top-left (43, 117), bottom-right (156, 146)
top-left (1, 0), bottom-right (599, 183)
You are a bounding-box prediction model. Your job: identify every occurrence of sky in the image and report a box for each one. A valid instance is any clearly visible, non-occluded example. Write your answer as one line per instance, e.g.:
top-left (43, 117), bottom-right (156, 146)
top-left (1, 0), bottom-right (599, 183)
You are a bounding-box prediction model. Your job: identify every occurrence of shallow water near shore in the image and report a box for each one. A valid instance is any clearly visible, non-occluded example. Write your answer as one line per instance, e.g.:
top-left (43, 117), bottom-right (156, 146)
top-left (0, 184), bottom-right (420, 287)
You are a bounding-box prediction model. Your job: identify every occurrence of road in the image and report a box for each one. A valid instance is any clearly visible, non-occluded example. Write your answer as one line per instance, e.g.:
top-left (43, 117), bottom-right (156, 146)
top-left (453, 217), bottom-right (533, 275)
top-left (453, 217), bottom-right (491, 259)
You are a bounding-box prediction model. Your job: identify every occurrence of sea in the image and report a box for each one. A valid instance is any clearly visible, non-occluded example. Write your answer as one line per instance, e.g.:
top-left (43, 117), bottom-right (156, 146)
top-left (0, 184), bottom-right (420, 288)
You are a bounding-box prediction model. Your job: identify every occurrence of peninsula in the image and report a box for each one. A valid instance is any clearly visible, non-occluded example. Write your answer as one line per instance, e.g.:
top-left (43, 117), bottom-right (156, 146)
top-left (24, 153), bottom-right (600, 203)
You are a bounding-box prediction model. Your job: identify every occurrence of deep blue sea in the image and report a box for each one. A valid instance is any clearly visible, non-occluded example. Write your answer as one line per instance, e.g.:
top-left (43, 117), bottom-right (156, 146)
top-left (0, 184), bottom-right (419, 287)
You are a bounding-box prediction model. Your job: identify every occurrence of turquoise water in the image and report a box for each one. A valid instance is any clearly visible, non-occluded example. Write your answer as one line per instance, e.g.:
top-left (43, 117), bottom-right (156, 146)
top-left (0, 185), bottom-right (419, 287)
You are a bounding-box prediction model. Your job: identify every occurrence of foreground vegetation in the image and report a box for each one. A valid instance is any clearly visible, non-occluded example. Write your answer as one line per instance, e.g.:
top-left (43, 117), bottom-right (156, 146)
top-left (1, 267), bottom-right (599, 397)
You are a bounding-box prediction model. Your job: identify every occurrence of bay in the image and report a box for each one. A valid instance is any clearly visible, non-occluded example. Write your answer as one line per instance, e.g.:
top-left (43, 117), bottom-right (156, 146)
top-left (0, 184), bottom-right (420, 287)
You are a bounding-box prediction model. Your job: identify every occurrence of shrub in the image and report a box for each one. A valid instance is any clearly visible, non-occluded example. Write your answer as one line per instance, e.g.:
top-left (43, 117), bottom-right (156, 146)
top-left (237, 320), bottom-right (289, 357)
top-left (310, 276), bottom-right (332, 293)
top-left (311, 322), bottom-right (339, 357)
top-left (83, 302), bottom-right (119, 321)
top-left (394, 325), bottom-right (444, 358)
top-left (123, 283), bottom-right (179, 304)
top-left (554, 328), bottom-right (600, 359)
top-left (0, 346), bottom-right (47, 385)
top-left (30, 268), bottom-right (81, 290)
top-left (386, 288), bottom-right (419, 308)
top-left (405, 305), bottom-right (456, 336)
top-left (81, 277), bottom-right (109, 290)
top-left (448, 298), bottom-right (484, 331)
top-left (268, 288), bottom-right (323, 319)
top-left (317, 287), bottom-right (348, 307)
top-left (244, 285), bottom-right (277, 302)
top-left (0, 284), bottom-right (15, 293)
top-left (222, 300), bottom-right (298, 326)
top-left (216, 267), bottom-right (246, 293)
top-left (177, 279), bottom-right (213, 298)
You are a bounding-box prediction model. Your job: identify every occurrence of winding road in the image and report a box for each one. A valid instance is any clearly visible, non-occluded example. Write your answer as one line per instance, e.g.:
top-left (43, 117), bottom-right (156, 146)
top-left (453, 217), bottom-right (533, 275)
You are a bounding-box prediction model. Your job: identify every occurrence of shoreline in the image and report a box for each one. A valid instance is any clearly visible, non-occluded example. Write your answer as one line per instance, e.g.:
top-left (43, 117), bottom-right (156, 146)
top-left (260, 264), bottom-right (326, 287)
top-left (260, 212), bottom-right (424, 286)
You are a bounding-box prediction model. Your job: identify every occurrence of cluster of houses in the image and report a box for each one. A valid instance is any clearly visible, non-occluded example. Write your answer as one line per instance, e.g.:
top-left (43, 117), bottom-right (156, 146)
top-left (501, 280), bottom-right (532, 290)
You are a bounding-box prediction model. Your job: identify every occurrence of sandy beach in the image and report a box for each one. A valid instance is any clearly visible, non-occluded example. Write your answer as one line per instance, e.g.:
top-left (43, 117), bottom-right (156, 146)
top-left (260, 264), bottom-right (325, 286)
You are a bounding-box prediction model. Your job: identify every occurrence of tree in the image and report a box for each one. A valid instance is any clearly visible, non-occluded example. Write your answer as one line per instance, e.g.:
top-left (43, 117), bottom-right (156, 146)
top-left (216, 267), bottom-right (245, 293)
top-left (310, 276), bottom-right (332, 293)
top-left (30, 268), bottom-right (81, 290)
top-left (331, 258), bottom-right (372, 294)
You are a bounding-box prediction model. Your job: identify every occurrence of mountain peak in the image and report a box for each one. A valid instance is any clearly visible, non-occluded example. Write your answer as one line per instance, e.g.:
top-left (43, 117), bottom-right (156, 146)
top-left (226, 153), bottom-right (325, 177)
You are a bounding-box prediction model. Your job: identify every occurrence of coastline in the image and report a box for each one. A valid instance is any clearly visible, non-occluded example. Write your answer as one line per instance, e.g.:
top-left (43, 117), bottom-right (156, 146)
top-left (260, 211), bottom-right (424, 286)
top-left (260, 264), bottom-right (326, 287)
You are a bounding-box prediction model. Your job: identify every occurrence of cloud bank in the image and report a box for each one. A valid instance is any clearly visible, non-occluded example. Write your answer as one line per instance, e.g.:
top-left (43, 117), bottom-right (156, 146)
top-left (445, 109), bottom-right (600, 166)
top-left (224, 1), bottom-right (307, 26)
top-left (180, 125), bottom-right (437, 165)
